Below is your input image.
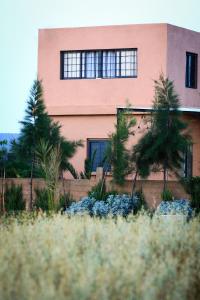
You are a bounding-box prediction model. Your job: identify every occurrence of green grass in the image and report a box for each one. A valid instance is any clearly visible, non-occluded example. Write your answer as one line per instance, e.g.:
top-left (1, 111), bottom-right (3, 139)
top-left (0, 213), bottom-right (200, 300)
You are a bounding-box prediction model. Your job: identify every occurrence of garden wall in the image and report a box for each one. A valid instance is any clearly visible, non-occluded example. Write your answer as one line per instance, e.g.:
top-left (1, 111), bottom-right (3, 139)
top-left (0, 169), bottom-right (189, 210)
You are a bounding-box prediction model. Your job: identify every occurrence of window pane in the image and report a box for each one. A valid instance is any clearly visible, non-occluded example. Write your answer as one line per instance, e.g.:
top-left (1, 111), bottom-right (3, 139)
top-left (120, 50), bottom-right (136, 77)
top-left (181, 145), bottom-right (193, 178)
top-left (63, 52), bottom-right (81, 78)
top-left (82, 52), bottom-right (85, 78)
top-left (103, 51), bottom-right (116, 78)
top-left (96, 51), bottom-right (102, 78)
top-left (85, 52), bottom-right (95, 78)
top-left (116, 51), bottom-right (120, 76)
top-left (89, 141), bottom-right (101, 171)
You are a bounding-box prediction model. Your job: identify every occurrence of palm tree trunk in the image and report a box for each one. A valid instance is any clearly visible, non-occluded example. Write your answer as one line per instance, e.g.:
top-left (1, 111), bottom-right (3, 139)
top-left (100, 162), bottom-right (110, 198)
top-left (100, 169), bottom-right (106, 198)
top-left (30, 155), bottom-right (35, 210)
top-left (131, 170), bottom-right (138, 199)
top-left (1, 169), bottom-right (3, 212)
top-left (2, 167), bottom-right (5, 213)
top-left (61, 172), bottom-right (66, 197)
top-left (30, 115), bottom-right (36, 211)
top-left (163, 162), bottom-right (167, 192)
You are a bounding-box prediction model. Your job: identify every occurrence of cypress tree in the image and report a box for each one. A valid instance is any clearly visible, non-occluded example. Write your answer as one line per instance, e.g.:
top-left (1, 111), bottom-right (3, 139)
top-left (11, 80), bottom-right (81, 208)
top-left (133, 74), bottom-right (191, 191)
top-left (108, 108), bottom-right (136, 186)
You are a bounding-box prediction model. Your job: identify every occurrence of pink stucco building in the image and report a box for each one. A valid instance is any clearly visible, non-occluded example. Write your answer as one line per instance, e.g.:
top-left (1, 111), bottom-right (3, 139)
top-left (38, 23), bottom-right (200, 179)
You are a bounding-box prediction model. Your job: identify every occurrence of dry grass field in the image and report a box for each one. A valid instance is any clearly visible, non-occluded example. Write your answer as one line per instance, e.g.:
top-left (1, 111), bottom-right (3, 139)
top-left (0, 213), bottom-right (200, 300)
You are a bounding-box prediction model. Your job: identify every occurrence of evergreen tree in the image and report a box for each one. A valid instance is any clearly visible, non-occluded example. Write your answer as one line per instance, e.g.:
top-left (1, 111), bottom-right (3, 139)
top-left (0, 140), bottom-right (7, 167)
top-left (108, 108), bottom-right (136, 186)
top-left (0, 140), bottom-right (7, 212)
top-left (132, 74), bottom-right (191, 191)
top-left (131, 130), bottom-right (154, 195)
top-left (11, 80), bottom-right (81, 208)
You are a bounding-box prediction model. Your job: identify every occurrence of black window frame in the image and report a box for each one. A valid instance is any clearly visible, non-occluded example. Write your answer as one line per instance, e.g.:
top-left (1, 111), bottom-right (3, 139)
top-left (185, 52), bottom-right (198, 89)
top-left (60, 48), bottom-right (138, 80)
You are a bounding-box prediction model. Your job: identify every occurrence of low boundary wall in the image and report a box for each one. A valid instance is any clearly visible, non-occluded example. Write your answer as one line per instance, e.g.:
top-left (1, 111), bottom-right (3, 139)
top-left (0, 173), bottom-right (189, 210)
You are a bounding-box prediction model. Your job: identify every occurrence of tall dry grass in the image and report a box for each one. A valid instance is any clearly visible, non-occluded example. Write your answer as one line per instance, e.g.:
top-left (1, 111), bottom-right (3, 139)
top-left (0, 213), bottom-right (199, 300)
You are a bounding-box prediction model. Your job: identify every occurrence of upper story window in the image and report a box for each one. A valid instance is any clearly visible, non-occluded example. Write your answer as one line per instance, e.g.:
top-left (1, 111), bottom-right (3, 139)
top-left (61, 49), bottom-right (137, 79)
top-left (185, 52), bottom-right (198, 89)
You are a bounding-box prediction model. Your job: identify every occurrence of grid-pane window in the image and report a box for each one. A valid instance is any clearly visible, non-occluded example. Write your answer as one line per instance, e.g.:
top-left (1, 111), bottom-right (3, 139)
top-left (185, 52), bottom-right (198, 89)
top-left (88, 139), bottom-right (111, 172)
top-left (63, 52), bottom-right (81, 78)
top-left (61, 49), bottom-right (137, 79)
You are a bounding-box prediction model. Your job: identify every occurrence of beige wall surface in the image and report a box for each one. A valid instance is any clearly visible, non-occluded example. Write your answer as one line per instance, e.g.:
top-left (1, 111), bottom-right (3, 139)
top-left (38, 23), bottom-right (200, 178)
top-left (38, 23), bottom-right (200, 114)
top-left (53, 115), bottom-right (116, 175)
top-left (52, 113), bottom-right (200, 178)
top-left (167, 24), bottom-right (200, 108)
top-left (38, 23), bottom-right (168, 115)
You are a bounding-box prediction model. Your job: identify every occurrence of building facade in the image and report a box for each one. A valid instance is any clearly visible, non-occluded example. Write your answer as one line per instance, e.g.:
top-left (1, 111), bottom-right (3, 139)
top-left (38, 23), bottom-right (200, 179)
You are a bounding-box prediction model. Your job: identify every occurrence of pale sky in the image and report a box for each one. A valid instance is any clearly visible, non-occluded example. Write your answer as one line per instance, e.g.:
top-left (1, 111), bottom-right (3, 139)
top-left (0, 0), bottom-right (199, 133)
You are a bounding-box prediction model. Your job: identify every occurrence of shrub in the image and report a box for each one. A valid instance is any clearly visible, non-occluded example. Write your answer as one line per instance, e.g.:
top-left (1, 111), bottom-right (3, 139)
top-left (92, 201), bottom-right (110, 217)
top-left (88, 180), bottom-right (118, 201)
top-left (107, 194), bottom-right (138, 217)
top-left (57, 193), bottom-right (75, 212)
top-left (35, 189), bottom-right (75, 212)
top-left (182, 177), bottom-right (200, 213)
top-left (66, 194), bottom-right (141, 217)
top-left (5, 184), bottom-right (25, 211)
top-left (67, 197), bottom-right (95, 215)
top-left (34, 188), bottom-right (49, 211)
top-left (161, 189), bottom-right (174, 201)
top-left (156, 199), bottom-right (193, 217)
top-left (134, 189), bottom-right (147, 211)
top-left (88, 180), bottom-right (107, 200)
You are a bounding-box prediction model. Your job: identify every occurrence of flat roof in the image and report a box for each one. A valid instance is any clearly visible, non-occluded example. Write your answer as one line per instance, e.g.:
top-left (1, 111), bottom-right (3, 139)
top-left (117, 106), bottom-right (200, 114)
top-left (39, 23), bottom-right (199, 34)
